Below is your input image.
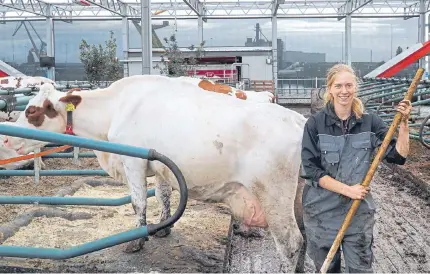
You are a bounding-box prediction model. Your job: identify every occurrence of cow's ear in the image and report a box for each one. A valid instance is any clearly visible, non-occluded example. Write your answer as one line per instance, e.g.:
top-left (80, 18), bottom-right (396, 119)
top-left (59, 94), bottom-right (82, 108)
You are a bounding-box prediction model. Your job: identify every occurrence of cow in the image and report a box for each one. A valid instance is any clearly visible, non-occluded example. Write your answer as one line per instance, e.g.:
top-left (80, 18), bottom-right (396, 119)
top-left (0, 122), bottom-right (45, 171)
top-left (176, 76), bottom-right (275, 103)
top-left (2, 75), bottom-right (307, 272)
top-left (0, 76), bottom-right (56, 90)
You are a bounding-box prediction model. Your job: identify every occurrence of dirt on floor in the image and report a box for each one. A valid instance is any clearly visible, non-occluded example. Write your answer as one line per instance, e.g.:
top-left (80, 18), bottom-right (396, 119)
top-left (371, 164), bottom-right (430, 273)
top-left (0, 154), bottom-right (100, 225)
top-left (0, 152), bottom-right (231, 273)
top-left (400, 137), bottom-right (430, 184)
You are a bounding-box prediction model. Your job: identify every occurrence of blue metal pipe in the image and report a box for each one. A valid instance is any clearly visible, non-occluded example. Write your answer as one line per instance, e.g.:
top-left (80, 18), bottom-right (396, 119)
top-left (0, 124), bottom-right (151, 159)
top-left (42, 152), bottom-right (96, 158)
top-left (0, 96), bottom-right (34, 111)
top-left (0, 188), bottom-right (155, 205)
top-left (0, 89), bottom-right (34, 95)
top-left (0, 226), bottom-right (149, 259)
top-left (15, 105), bottom-right (26, 111)
top-left (0, 123), bottom-right (189, 259)
top-left (0, 170), bottom-right (108, 176)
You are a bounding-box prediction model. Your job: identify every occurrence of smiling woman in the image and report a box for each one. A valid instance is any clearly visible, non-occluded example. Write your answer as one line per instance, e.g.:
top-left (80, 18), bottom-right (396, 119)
top-left (323, 64), bottom-right (364, 121)
top-left (300, 63), bottom-right (412, 273)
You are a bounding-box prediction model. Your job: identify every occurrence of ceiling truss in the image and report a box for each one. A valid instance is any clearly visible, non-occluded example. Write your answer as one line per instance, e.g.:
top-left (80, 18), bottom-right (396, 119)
top-left (0, 0), bottom-right (427, 21)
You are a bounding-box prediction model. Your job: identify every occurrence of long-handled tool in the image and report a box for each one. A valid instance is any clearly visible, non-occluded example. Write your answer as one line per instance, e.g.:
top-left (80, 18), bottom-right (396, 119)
top-left (319, 67), bottom-right (424, 274)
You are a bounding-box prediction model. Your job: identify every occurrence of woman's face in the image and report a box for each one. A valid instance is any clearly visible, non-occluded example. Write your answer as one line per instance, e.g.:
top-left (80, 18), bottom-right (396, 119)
top-left (329, 71), bottom-right (356, 108)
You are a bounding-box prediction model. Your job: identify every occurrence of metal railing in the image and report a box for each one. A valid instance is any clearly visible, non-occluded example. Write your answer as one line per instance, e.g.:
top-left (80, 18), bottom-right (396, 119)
top-left (0, 123), bottom-right (188, 260)
top-left (277, 77), bottom-right (326, 98)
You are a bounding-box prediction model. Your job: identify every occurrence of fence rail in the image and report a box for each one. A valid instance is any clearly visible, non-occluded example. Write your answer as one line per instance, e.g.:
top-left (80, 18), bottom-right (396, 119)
top-left (0, 123), bottom-right (188, 260)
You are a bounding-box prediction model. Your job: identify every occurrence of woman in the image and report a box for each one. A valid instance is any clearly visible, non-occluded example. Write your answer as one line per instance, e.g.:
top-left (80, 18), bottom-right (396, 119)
top-left (301, 63), bottom-right (411, 273)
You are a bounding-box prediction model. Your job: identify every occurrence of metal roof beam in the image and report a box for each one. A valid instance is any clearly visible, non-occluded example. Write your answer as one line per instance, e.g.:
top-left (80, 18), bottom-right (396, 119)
top-left (0, 0), bottom-right (48, 17)
top-left (265, 1), bottom-right (344, 18)
top-left (81, 0), bottom-right (123, 16)
top-left (58, 0), bottom-right (140, 17)
top-left (124, 3), bottom-right (139, 17)
top-left (182, 0), bottom-right (205, 17)
top-left (0, 0), bottom-right (72, 21)
top-left (272, 0), bottom-right (284, 16)
top-left (337, 0), bottom-right (372, 20)
top-left (403, 1), bottom-right (430, 19)
top-left (0, 0), bottom-right (425, 20)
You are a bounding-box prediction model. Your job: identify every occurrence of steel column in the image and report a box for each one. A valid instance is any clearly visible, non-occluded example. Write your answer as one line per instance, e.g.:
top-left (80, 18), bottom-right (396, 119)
top-left (121, 5), bottom-right (130, 77)
top-left (272, 16), bottom-right (278, 98)
top-left (198, 16), bottom-right (203, 44)
top-left (426, 12), bottom-right (430, 78)
top-left (418, 0), bottom-right (429, 80)
top-left (46, 4), bottom-right (55, 80)
top-left (345, 16), bottom-right (352, 65)
top-left (141, 0), bottom-right (152, 75)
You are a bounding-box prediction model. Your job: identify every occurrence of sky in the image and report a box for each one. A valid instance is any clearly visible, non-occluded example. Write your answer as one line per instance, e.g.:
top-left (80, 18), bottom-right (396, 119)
top-left (0, 15), bottom-right (422, 64)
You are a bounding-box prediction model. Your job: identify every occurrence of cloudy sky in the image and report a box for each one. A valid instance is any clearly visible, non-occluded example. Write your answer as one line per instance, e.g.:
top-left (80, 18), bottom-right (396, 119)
top-left (0, 15), bottom-right (421, 64)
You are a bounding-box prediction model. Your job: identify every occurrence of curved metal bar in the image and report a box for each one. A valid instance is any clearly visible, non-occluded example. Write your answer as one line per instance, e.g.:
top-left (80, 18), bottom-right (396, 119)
top-left (0, 124), bottom-right (188, 259)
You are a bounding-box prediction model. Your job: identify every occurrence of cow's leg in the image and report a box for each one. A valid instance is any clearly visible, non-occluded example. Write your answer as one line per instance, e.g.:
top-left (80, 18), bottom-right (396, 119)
top-left (153, 176), bottom-right (173, 238)
top-left (120, 156), bottom-right (149, 253)
top-left (262, 177), bottom-right (304, 273)
top-left (294, 178), bottom-right (307, 273)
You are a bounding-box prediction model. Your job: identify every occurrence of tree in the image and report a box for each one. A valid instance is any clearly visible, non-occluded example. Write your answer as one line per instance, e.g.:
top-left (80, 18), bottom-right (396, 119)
top-left (79, 30), bottom-right (122, 85)
top-left (396, 46), bottom-right (403, 56)
top-left (153, 33), bottom-right (205, 77)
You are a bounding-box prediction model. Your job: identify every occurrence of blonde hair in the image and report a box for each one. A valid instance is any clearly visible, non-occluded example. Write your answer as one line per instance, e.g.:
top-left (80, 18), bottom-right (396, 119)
top-left (323, 63), bottom-right (364, 119)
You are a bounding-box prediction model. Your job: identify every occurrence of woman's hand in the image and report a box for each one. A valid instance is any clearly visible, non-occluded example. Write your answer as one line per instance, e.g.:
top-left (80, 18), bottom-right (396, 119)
top-left (345, 184), bottom-right (370, 200)
top-left (397, 99), bottom-right (412, 123)
top-left (319, 176), bottom-right (371, 200)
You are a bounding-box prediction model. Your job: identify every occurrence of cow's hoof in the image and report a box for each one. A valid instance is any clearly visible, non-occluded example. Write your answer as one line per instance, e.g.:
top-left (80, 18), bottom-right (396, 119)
top-left (124, 238), bottom-right (147, 253)
top-left (153, 227), bottom-right (171, 238)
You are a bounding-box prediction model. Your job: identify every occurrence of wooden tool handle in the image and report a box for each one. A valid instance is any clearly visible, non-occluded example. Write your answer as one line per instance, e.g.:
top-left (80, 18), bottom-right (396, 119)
top-left (319, 67), bottom-right (424, 274)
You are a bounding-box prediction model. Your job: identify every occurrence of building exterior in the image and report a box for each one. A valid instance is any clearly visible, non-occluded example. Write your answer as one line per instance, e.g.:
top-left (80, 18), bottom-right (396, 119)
top-left (126, 46), bottom-right (274, 83)
top-left (244, 23), bottom-right (284, 70)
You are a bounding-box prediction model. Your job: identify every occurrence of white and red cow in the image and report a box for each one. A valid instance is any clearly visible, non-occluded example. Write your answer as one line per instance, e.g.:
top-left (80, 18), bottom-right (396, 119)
top-left (2, 75), bottom-right (306, 272)
top-left (0, 76), bottom-right (56, 90)
top-left (0, 76), bottom-right (55, 170)
top-left (0, 122), bottom-right (45, 171)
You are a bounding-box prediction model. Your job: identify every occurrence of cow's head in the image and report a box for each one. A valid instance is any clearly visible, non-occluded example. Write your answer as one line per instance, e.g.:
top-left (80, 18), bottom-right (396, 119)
top-left (3, 83), bottom-right (82, 154)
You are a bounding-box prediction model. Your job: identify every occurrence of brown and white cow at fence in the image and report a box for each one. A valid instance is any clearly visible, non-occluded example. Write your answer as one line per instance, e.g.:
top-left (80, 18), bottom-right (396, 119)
top-left (0, 76), bottom-right (56, 169)
top-left (0, 121), bottom-right (45, 171)
top-left (3, 75), bottom-right (306, 272)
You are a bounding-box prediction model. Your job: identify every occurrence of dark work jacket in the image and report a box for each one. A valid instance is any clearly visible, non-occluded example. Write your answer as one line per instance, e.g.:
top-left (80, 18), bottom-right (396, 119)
top-left (300, 102), bottom-right (406, 228)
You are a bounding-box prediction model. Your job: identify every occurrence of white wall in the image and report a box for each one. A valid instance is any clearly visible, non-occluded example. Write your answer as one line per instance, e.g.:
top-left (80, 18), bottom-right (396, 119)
top-left (241, 56), bottom-right (272, 81)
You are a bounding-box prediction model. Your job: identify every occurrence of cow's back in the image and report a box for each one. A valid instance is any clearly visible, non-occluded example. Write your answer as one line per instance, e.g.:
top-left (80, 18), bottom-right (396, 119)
top-left (110, 77), bottom-right (304, 146)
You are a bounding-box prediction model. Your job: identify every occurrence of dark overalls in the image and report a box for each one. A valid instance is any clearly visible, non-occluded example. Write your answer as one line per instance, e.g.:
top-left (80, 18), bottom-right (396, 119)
top-left (300, 102), bottom-right (406, 273)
